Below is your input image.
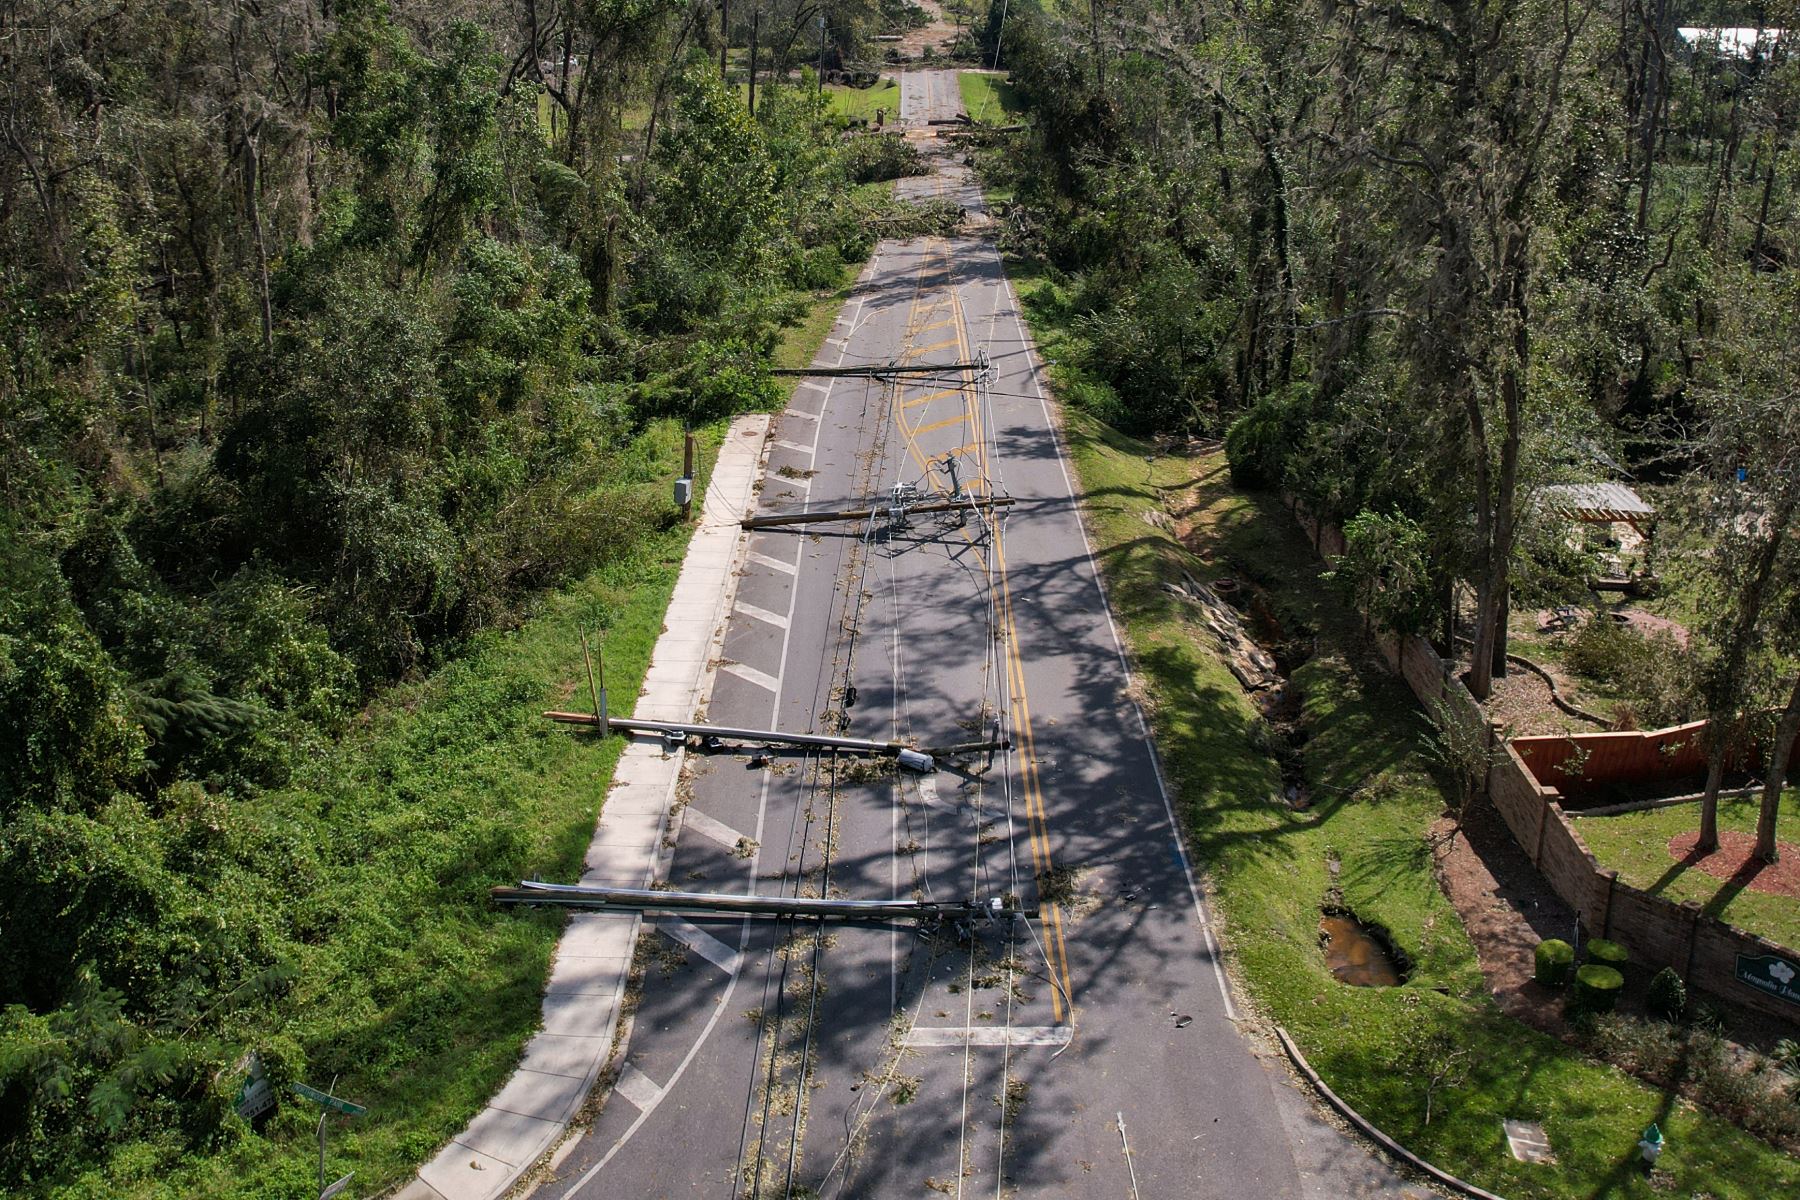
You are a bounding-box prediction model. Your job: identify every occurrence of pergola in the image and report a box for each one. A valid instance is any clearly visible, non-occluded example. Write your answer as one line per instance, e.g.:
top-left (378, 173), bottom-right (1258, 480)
top-left (1538, 481), bottom-right (1657, 537)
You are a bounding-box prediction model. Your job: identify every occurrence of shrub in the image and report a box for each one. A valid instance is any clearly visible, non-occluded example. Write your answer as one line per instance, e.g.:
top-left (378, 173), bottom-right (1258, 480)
top-left (1562, 615), bottom-right (1699, 727)
top-left (1224, 389), bottom-right (1303, 488)
top-left (1536, 938), bottom-right (1576, 987)
top-left (1647, 967), bottom-right (1687, 1021)
top-left (1587, 938), bottom-right (1629, 968)
top-left (1574, 964), bottom-right (1626, 1012)
top-left (839, 133), bottom-right (925, 184)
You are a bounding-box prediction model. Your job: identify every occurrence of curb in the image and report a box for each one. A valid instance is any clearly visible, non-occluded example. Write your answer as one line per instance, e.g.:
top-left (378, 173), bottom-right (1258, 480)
top-left (393, 414), bottom-right (771, 1200)
top-left (1273, 1025), bottom-right (1510, 1200)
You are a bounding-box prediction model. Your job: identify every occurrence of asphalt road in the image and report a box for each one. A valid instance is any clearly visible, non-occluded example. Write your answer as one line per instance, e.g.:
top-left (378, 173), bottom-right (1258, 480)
top-left (531, 72), bottom-right (1428, 1200)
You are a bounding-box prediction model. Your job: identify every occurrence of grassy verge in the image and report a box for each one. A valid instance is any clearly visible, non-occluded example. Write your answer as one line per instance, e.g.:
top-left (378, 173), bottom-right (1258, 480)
top-left (735, 78), bottom-right (901, 123)
top-left (1026, 281), bottom-right (1800, 1191)
top-left (1573, 791), bottom-right (1800, 948)
top-left (69, 422), bottom-right (722, 1200)
top-left (958, 71), bottom-right (1023, 122)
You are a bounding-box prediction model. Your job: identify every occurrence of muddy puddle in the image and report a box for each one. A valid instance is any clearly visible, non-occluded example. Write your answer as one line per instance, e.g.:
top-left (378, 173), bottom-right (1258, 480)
top-left (1319, 911), bottom-right (1406, 987)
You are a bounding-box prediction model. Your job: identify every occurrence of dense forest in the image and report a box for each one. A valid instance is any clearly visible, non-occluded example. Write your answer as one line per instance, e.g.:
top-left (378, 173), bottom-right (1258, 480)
top-left (2, 0), bottom-right (1797, 1192)
top-left (983, 0), bottom-right (1797, 825)
top-left (0, 0), bottom-right (936, 1192)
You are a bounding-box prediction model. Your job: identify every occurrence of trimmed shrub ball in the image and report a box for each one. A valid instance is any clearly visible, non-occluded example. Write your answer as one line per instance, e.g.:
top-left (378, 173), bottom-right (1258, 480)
top-left (1574, 964), bottom-right (1626, 1013)
top-left (1587, 938), bottom-right (1629, 968)
top-left (1535, 938), bottom-right (1576, 987)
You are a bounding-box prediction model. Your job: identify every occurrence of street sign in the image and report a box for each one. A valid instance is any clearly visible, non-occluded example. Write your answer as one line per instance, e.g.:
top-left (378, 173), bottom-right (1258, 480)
top-left (1736, 952), bottom-right (1800, 1006)
top-left (319, 1172), bottom-right (354, 1200)
top-left (233, 1053), bottom-right (277, 1122)
top-left (291, 1081), bottom-right (367, 1116)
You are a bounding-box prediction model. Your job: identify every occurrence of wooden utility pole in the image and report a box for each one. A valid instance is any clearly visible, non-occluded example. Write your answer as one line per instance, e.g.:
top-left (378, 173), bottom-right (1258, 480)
top-left (748, 9), bottom-right (759, 116)
top-left (720, 0), bottom-right (730, 80)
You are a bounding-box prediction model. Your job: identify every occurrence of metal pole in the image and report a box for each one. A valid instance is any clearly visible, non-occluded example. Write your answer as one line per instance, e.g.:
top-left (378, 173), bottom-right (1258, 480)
top-left (542, 710), bottom-right (932, 759)
top-left (493, 880), bottom-right (1037, 920)
top-left (816, 11), bottom-right (825, 98)
top-left (739, 494), bottom-right (1013, 529)
top-left (767, 361), bottom-right (984, 377)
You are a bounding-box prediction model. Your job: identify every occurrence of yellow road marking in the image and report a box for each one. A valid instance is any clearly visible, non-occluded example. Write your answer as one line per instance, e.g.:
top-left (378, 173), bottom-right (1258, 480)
top-left (912, 414), bottom-right (968, 437)
top-left (903, 388), bottom-right (965, 407)
top-left (890, 242), bottom-right (1075, 1019)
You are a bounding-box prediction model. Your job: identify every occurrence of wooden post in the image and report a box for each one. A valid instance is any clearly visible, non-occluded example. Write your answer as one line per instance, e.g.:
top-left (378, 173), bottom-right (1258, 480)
top-left (748, 10), bottom-right (759, 116)
top-left (681, 430), bottom-right (696, 522)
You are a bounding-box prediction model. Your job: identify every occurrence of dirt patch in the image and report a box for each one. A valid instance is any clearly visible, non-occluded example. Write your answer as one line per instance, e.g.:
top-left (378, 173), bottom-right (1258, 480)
top-left (1618, 607), bottom-right (1691, 647)
top-left (1666, 832), bottom-right (1800, 898)
top-left (1482, 663), bottom-right (1585, 738)
top-left (1432, 802), bottom-right (1578, 1036)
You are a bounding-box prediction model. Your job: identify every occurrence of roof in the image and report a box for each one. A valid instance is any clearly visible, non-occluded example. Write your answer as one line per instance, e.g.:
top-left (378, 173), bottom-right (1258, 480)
top-left (1539, 482), bottom-right (1656, 523)
top-left (1676, 27), bottom-right (1787, 59)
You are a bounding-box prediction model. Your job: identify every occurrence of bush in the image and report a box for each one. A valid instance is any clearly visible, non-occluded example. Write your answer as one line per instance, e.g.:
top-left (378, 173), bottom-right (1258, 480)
top-left (1587, 938), bottom-right (1629, 968)
top-left (1224, 390), bottom-right (1303, 489)
top-left (1574, 964), bottom-right (1626, 1012)
top-left (1647, 967), bottom-right (1688, 1021)
top-left (1536, 938), bottom-right (1576, 987)
top-left (1562, 615), bottom-right (1699, 727)
top-left (839, 133), bottom-right (925, 184)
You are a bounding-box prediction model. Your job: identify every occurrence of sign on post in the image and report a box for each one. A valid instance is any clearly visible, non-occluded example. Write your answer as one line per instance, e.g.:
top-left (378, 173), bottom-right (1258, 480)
top-left (291, 1081), bottom-right (368, 1116)
top-left (232, 1053), bottom-right (276, 1122)
top-left (1735, 952), bottom-right (1800, 1006)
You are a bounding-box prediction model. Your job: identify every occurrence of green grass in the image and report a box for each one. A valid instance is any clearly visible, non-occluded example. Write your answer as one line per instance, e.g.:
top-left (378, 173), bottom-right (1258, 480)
top-left (957, 71), bottom-right (1023, 122)
top-left (1040, 319), bottom-right (1800, 1194)
top-left (1573, 791), bottom-right (1800, 949)
top-left (735, 78), bottom-right (900, 123)
top-left (60, 422), bottom-right (723, 1200)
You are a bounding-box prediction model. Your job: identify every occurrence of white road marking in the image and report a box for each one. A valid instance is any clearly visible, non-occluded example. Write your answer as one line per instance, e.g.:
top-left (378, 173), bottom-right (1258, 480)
top-left (719, 661), bottom-right (780, 693)
top-left (660, 918), bottom-right (743, 973)
top-left (917, 776), bottom-right (953, 813)
top-left (773, 439), bottom-right (814, 456)
top-left (794, 380), bottom-right (830, 394)
top-left (903, 1026), bottom-right (1072, 1048)
top-left (785, 406), bottom-right (821, 420)
top-left (612, 1065), bottom-right (664, 1112)
top-left (747, 550), bottom-right (797, 575)
top-left (734, 601), bottom-right (790, 630)
top-left (681, 806), bottom-right (748, 850)
top-left (996, 268), bottom-right (1240, 1021)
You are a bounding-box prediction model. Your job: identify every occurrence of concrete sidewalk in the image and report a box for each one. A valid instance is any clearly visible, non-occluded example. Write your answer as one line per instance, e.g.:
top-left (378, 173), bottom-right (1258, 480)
top-left (395, 415), bottom-right (771, 1200)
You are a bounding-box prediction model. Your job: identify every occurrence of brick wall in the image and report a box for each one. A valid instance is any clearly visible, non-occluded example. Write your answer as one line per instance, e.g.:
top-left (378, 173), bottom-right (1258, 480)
top-left (1491, 747), bottom-right (1800, 1024)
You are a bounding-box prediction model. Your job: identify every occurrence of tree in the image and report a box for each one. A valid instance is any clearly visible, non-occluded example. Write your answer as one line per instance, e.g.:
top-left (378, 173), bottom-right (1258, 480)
top-left (1758, 671), bottom-right (1800, 863)
top-left (1685, 269), bottom-right (1800, 854)
top-left (1327, 510), bottom-right (1436, 640)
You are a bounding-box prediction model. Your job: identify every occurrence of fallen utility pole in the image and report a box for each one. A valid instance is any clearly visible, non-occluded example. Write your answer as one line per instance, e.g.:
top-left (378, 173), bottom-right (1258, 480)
top-left (741, 495), bottom-right (1013, 530)
top-left (541, 711), bottom-right (937, 771)
top-left (768, 362), bottom-right (984, 378)
top-left (493, 880), bottom-right (1036, 921)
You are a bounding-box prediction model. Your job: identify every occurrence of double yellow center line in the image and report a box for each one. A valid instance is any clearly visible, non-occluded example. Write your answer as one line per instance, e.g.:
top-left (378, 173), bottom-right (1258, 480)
top-left (893, 238), bottom-right (1076, 1023)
